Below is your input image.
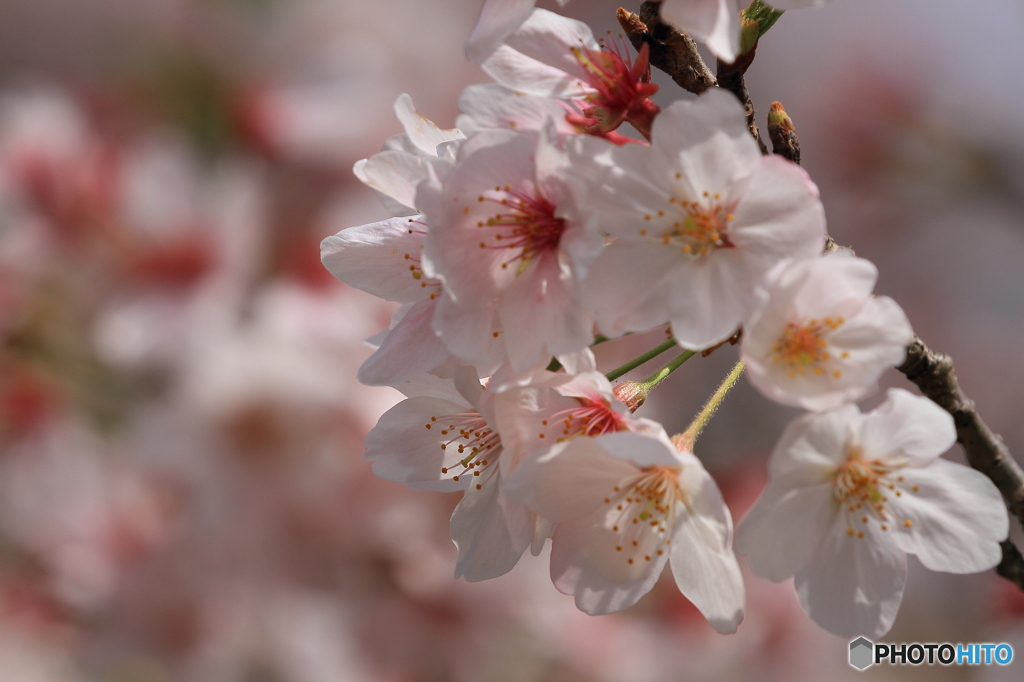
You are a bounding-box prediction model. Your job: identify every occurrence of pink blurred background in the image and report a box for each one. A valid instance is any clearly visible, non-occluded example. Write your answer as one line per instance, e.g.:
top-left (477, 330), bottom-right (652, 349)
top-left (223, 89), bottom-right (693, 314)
top-left (0, 0), bottom-right (1022, 680)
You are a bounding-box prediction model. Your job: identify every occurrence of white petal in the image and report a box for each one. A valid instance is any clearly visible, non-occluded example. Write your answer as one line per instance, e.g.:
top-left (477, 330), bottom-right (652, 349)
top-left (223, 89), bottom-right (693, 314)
top-left (465, 0), bottom-right (539, 63)
top-left (320, 217), bottom-right (433, 303)
top-left (431, 292), bottom-right (507, 375)
top-left (661, 0), bottom-right (742, 64)
top-left (498, 251), bottom-right (593, 373)
top-left (457, 83), bottom-right (576, 137)
top-left (734, 475), bottom-right (837, 581)
top-left (451, 471), bottom-right (534, 581)
top-left (730, 155), bottom-right (826, 261)
top-left (503, 437), bottom-right (637, 522)
top-left (858, 388), bottom-right (956, 465)
top-left (886, 459), bottom-right (1007, 573)
top-left (352, 151), bottom-right (426, 213)
top-left (549, 507), bottom-right (671, 615)
top-left (480, 10), bottom-right (598, 99)
top-left (583, 241), bottom-right (679, 338)
top-left (357, 298), bottom-right (451, 387)
top-left (794, 518), bottom-right (907, 638)
top-left (768, 405), bottom-right (859, 478)
top-left (652, 89), bottom-right (761, 192)
top-left (364, 396), bottom-right (473, 492)
top-left (669, 465), bottom-right (745, 633)
top-left (393, 94), bottom-right (464, 157)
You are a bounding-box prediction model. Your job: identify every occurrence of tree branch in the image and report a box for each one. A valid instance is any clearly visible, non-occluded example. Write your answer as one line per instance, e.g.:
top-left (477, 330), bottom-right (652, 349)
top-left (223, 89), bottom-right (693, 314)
top-left (616, 3), bottom-right (716, 95)
top-left (717, 55), bottom-right (768, 155)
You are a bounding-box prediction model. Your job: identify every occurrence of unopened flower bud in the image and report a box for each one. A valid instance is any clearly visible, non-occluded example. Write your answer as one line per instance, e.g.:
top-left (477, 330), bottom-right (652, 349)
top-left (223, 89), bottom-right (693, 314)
top-left (767, 101), bottom-right (801, 164)
top-left (612, 381), bottom-right (647, 412)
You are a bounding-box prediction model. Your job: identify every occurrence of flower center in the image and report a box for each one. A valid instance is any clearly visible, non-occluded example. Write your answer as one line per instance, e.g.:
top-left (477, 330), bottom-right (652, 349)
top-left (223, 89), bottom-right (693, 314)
top-left (427, 411), bottom-right (502, 490)
top-left (834, 445), bottom-right (915, 538)
top-left (641, 190), bottom-right (735, 257)
top-left (602, 465), bottom-right (686, 567)
top-left (537, 396), bottom-right (629, 442)
top-left (402, 218), bottom-right (441, 299)
top-left (772, 316), bottom-right (845, 379)
top-left (476, 186), bottom-right (566, 274)
top-left (569, 39), bottom-right (659, 137)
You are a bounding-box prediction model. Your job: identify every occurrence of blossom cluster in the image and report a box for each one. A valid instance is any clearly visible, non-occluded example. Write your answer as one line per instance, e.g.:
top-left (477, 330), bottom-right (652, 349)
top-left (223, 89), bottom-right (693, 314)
top-left (324, 2), bottom-right (1010, 640)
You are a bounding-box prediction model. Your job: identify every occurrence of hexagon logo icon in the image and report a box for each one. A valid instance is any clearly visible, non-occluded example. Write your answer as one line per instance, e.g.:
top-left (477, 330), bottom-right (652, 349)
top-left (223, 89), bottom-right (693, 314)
top-left (849, 637), bottom-right (874, 670)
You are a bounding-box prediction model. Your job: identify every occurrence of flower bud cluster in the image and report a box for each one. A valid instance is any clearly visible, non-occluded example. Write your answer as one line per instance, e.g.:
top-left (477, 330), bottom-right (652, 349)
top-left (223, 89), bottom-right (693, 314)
top-left (323, 3), bottom-right (1009, 640)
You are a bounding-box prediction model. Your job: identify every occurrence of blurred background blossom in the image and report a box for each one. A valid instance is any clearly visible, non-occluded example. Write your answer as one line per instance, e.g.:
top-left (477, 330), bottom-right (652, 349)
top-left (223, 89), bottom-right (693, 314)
top-left (0, 0), bottom-right (1022, 680)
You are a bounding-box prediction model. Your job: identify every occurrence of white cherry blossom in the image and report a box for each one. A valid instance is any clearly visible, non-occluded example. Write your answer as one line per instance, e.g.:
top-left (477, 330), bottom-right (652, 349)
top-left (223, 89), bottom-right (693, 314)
top-left (566, 88), bottom-right (826, 350)
top-left (478, 9), bottom-right (660, 138)
top-left (742, 254), bottom-right (913, 411)
top-left (364, 372), bottom-right (536, 581)
top-left (320, 215), bottom-right (505, 385)
top-left (734, 389), bottom-right (1008, 638)
top-left (418, 123), bottom-right (602, 373)
top-left (505, 427), bottom-right (744, 629)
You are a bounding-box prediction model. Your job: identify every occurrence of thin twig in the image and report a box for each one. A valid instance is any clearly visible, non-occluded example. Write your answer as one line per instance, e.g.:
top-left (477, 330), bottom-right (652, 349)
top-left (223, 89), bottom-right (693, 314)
top-left (897, 335), bottom-right (1024, 530)
top-left (717, 55), bottom-right (768, 155)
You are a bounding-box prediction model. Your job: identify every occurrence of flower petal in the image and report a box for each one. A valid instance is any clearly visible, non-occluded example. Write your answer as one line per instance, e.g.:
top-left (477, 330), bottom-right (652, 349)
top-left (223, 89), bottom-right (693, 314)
top-left (768, 405), bottom-right (859, 478)
top-left (364, 396), bottom-right (474, 492)
top-left (734, 475), bottom-right (837, 582)
top-left (858, 389), bottom-right (956, 465)
top-left (669, 463), bottom-right (745, 633)
top-left (794, 518), bottom-right (907, 638)
top-left (451, 471), bottom-right (534, 581)
top-left (357, 298), bottom-right (451, 387)
top-left (886, 459), bottom-right (1007, 573)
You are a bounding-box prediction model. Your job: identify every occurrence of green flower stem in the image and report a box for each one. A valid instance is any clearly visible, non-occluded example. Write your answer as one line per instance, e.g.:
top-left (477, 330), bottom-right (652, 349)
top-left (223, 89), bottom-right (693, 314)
top-left (636, 349), bottom-right (698, 388)
top-left (605, 339), bottom-right (679, 382)
top-left (676, 360), bottom-right (745, 451)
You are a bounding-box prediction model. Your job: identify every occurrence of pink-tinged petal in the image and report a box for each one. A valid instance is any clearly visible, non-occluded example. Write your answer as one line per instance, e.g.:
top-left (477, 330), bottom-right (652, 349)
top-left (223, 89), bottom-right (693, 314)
top-left (498, 251), bottom-right (593, 372)
top-left (503, 437), bottom-right (637, 522)
top-left (652, 89), bottom-right (760, 191)
top-left (857, 389), bottom-right (955, 466)
top-left (392, 94), bottom-right (464, 157)
top-left (352, 151), bottom-right (426, 214)
top-left (730, 156), bottom-right (826, 261)
top-left (320, 216), bottom-right (434, 303)
top-left (794, 518), bottom-right (907, 638)
top-left (431, 292), bottom-right (506, 375)
top-left (584, 241), bottom-right (678, 338)
top-left (357, 298), bottom-right (451, 387)
top-left (465, 0), bottom-right (539, 63)
top-left (786, 255), bottom-right (877, 321)
top-left (480, 10), bottom-right (599, 99)
top-left (734, 474), bottom-right (837, 582)
top-left (886, 459), bottom-right (1007, 573)
top-left (451, 471), bottom-right (533, 581)
top-left (595, 430), bottom-right (678, 469)
top-left (768, 405), bottom-right (860, 478)
top-left (492, 373), bottom-right (580, 472)
top-left (660, 0), bottom-right (741, 64)
top-left (421, 131), bottom-right (538, 307)
top-left (457, 83), bottom-right (577, 137)
top-left (364, 396), bottom-right (474, 493)
top-left (549, 507), bottom-right (671, 615)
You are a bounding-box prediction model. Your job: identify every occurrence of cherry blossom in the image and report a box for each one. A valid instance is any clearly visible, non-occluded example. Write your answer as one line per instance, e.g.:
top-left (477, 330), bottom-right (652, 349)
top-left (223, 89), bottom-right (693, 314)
top-left (741, 253), bottom-right (913, 411)
top-left (734, 389), bottom-right (1008, 637)
top-left (566, 88), bottom-right (826, 350)
top-left (418, 123), bottom-right (602, 373)
top-left (505, 427), bottom-right (744, 629)
top-left (320, 215), bottom-right (505, 385)
top-left (478, 9), bottom-right (660, 138)
top-left (364, 372), bottom-right (536, 581)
